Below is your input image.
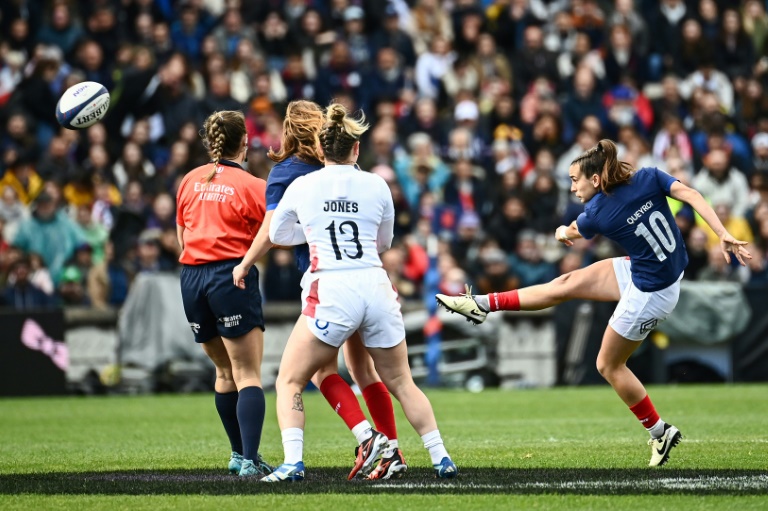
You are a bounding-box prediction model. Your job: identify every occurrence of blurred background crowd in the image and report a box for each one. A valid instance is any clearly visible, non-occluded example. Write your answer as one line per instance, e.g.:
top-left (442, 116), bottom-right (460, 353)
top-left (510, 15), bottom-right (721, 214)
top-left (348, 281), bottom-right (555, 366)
top-left (1, 0), bottom-right (768, 311)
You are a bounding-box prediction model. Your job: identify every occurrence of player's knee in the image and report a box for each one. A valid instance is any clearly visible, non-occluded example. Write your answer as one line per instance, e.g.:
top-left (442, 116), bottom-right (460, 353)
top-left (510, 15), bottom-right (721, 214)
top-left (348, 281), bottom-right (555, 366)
top-left (347, 360), bottom-right (379, 388)
top-left (596, 357), bottom-right (618, 381)
top-left (550, 272), bottom-right (573, 300)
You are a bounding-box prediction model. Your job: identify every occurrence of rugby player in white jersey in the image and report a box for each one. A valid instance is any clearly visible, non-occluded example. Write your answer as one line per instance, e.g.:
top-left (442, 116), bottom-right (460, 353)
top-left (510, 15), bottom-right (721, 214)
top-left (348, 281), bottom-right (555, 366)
top-left (261, 103), bottom-right (457, 482)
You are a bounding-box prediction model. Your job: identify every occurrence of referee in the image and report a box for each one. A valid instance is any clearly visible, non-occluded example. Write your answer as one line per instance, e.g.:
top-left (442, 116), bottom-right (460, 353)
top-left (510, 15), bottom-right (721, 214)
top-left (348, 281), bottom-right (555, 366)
top-left (175, 110), bottom-right (272, 477)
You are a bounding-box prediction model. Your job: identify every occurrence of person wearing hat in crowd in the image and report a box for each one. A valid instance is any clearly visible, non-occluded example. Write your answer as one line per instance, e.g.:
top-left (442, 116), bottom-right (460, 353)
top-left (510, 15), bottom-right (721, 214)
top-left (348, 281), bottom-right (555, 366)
top-left (57, 265), bottom-right (89, 306)
top-left (12, 191), bottom-right (85, 285)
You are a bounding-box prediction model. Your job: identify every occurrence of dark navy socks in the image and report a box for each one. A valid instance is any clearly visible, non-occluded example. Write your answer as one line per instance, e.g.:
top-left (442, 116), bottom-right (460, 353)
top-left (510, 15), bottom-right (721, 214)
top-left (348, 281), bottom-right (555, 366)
top-left (236, 386), bottom-right (266, 462)
top-left (215, 391), bottom-right (243, 455)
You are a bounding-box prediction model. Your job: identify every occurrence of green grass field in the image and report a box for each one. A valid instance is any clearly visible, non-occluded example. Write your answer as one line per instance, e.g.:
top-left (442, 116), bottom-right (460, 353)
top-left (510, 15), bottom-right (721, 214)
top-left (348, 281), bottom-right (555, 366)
top-left (1, 385), bottom-right (767, 510)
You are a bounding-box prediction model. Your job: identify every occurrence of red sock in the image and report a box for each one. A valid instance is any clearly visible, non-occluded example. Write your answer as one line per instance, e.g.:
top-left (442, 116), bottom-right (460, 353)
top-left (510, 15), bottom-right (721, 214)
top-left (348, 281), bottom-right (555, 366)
top-left (629, 394), bottom-right (660, 428)
top-left (362, 382), bottom-right (397, 440)
top-left (319, 374), bottom-right (367, 430)
top-left (488, 290), bottom-right (520, 312)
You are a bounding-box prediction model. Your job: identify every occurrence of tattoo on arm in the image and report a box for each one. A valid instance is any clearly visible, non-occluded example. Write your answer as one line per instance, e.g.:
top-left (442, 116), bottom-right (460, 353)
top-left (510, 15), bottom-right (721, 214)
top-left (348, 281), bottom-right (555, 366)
top-left (291, 393), bottom-right (304, 412)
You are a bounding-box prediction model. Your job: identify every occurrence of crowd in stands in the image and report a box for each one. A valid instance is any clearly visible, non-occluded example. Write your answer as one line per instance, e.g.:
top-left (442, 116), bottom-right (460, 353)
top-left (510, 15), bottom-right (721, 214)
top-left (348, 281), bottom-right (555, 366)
top-left (1, 0), bottom-right (767, 311)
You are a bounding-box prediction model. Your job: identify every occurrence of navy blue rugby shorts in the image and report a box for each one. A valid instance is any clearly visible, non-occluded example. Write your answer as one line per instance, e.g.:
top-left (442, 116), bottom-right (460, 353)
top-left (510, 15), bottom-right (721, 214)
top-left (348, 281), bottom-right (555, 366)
top-left (180, 259), bottom-right (265, 343)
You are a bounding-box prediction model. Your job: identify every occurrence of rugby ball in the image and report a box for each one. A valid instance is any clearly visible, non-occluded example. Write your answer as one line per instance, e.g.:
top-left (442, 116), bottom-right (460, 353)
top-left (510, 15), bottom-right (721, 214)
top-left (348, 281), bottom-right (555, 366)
top-left (55, 81), bottom-right (111, 130)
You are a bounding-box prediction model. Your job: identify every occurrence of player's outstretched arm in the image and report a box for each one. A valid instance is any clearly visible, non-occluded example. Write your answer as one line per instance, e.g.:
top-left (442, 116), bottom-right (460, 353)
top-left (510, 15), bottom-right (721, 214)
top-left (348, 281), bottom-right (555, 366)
top-left (555, 220), bottom-right (582, 247)
top-left (233, 210), bottom-right (276, 289)
top-left (669, 181), bottom-right (752, 265)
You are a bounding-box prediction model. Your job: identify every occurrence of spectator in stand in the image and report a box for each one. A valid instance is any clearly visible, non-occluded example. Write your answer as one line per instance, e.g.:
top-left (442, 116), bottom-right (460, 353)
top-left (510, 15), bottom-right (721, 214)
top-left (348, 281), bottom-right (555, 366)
top-left (57, 265), bottom-right (89, 306)
top-left (365, 48), bottom-right (408, 113)
top-left (75, 205), bottom-right (108, 264)
top-left (414, 36), bottom-right (456, 101)
top-left (394, 132), bottom-right (451, 209)
top-left (513, 25), bottom-right (559, 96)
top-left (715, 8), bottom-right (755, 82)
top-left (473, 244), bottom-right (520, 295)
top-left (0, 185), bottom-right (27, 240)
top-left (653, 114), bottom-right (693, 165)
top-left (675, 18), bottom-right (712, 78)
top-left (607, 0), bottom-right (649, 56)
top-left (488, 195), bottom-right (529, 254)
top-left (562, 67), bottom-right (605, 145)
top-left (37, 3), bottom-right (84, 58)
top-left (12, 191), bottom-right (84, 283)
top-left (743, 0), bottom-right (768, 55)
top-left (603, 23), bottom-right (646, 88)
top-left (692, 149), bottom-right (751, 218)
top-left (87, 240), bottom-right (129, 309)
top-left (371, 5), bottom-right (417, 69)
top-left (28, 252), bottom-right (54, 296)
top-left (2, 257), bottom-right (55, 309)
top-left (0, 152), bottom-right (43, 206)
top-left (407, 0), bottom-right (453, 56)
top-left (649, 0), bottom-right (687, 80)
top-left (752, 133), bottom-right (768, 176)
top-left (509, 230), bottom-right (558, 287)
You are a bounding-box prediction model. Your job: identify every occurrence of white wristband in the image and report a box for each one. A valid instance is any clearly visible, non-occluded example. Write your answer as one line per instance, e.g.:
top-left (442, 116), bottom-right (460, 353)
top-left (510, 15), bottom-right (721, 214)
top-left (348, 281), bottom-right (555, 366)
top-left (558, 226), bottom-right (569, 241)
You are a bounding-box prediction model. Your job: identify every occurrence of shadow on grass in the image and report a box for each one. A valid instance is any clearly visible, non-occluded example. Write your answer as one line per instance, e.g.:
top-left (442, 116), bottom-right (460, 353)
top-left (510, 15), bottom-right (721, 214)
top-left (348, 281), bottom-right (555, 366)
top-left (1, 468), bottom-right (767, 495)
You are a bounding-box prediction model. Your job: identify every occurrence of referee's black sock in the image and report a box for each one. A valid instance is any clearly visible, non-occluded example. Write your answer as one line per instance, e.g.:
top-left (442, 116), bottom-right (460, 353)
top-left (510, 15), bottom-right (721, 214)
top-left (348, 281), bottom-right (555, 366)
top-left (214, 391), bottom-right (243, 455)
top-left (237, 386), bottom-right (266, 462)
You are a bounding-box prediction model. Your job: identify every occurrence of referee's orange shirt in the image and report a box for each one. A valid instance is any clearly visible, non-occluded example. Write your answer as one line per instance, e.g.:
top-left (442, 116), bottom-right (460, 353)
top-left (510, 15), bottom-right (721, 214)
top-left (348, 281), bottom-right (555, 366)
top-left (176, 161), bottom-right (266, 265)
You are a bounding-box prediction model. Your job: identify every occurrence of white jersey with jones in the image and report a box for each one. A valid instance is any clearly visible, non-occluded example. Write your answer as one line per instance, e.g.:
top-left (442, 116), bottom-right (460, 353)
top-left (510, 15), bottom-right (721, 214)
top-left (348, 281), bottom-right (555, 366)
top-left (269, 165), bottom-right (395, 272)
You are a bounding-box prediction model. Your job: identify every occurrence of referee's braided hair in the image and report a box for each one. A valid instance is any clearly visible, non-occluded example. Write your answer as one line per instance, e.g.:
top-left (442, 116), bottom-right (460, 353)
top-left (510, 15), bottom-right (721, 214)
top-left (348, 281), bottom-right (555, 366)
top-left (201, 110), bottom-right (247, 183)
top-left (319, 103), bottom-right (369, 164)
top-left (571, 139), bottom-right (633, 194)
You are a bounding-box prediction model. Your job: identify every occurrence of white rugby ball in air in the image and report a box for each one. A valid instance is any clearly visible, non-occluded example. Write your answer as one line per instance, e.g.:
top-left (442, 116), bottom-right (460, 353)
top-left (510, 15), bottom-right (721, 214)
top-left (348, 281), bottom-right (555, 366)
top-left (55, 81), bottom-right (111, 130)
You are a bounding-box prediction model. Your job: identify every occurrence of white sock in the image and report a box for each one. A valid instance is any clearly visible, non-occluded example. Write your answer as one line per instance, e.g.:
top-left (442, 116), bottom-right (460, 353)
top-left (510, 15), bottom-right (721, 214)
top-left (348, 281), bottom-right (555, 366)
top-left (383, 439), bottom-right (399, 458)
top-left (351, 420), bottom-right (373, 445)
top-left (281, 427), bottom-right (304, 465)
top-left (474, 294), bottom-right (490, 312)
top-left (647, 418), bottom-right (666, 439)
top-left (421, 429), bottom-right (449, 465)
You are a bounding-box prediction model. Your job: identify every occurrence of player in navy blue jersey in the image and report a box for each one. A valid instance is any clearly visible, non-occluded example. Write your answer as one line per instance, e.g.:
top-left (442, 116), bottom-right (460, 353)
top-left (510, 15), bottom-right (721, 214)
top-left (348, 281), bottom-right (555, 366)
top-left (232, 100), bottom-right (407, 480)
top-left (437, 139), bottom-right (751, 467)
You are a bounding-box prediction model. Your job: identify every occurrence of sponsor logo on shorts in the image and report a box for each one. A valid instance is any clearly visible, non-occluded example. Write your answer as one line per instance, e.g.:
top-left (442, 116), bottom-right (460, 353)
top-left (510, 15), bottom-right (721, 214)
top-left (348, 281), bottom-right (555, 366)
top-left (640, 318), bottom-right (658, 334)
top-left (219, 315), bottom-right (242, 328)
top-left (315, 319), bottom-right (329, 337)
top-left (189, 322), bottom-right (200, 334)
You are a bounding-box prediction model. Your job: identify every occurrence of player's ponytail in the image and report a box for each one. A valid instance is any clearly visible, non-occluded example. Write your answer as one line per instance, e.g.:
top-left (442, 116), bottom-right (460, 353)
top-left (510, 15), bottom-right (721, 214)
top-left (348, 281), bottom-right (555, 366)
top-left (201, 110), bottom-right (247, 183)
top-left (571, 139), bottom-right (633, 194)
top-left (319, 102), bottom-right (369, 164)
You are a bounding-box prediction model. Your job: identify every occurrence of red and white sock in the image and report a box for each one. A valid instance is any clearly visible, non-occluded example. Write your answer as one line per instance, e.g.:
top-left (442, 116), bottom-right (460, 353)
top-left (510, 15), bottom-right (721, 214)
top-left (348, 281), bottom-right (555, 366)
top-left (485, 290), bottom-right (520, 312)
top-left (629, 394), bottom-right (666, 438)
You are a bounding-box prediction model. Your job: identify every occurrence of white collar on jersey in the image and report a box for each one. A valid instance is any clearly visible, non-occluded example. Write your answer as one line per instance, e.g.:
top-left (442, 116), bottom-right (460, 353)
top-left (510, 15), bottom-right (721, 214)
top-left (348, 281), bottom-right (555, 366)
top-left (323, 164), bottom-right (360, 171)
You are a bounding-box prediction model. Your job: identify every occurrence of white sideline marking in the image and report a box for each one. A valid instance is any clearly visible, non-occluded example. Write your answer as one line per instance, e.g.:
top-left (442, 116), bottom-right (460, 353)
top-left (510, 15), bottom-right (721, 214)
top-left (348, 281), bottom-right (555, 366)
top-left (371, 475), bottom-right (768, 491)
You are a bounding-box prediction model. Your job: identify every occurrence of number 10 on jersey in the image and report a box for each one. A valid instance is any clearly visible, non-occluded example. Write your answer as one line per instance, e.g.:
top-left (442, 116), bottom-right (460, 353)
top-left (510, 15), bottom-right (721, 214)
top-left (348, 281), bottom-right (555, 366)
top-left (634, 211), bottom-right (677, 261)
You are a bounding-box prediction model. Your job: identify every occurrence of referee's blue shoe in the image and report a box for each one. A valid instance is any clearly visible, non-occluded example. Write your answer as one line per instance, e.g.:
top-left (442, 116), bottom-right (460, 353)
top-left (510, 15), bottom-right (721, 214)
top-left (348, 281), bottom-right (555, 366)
top-left (228, 452), bottom-right (244, 474)
top-left (260, 462), bottom-right (305, 482)
top-left (433, 457), bottom-right (458, 478)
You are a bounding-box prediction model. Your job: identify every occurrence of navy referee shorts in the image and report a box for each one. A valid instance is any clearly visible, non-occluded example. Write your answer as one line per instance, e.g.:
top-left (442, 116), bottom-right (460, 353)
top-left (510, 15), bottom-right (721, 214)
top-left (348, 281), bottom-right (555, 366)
top-left (180, 259), bottom-right (265, 343)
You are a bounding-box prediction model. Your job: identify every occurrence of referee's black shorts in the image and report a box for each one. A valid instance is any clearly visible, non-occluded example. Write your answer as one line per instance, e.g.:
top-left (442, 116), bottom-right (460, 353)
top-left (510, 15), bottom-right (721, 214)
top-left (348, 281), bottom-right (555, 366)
top-left (180, 259), bottom-right (265, 343)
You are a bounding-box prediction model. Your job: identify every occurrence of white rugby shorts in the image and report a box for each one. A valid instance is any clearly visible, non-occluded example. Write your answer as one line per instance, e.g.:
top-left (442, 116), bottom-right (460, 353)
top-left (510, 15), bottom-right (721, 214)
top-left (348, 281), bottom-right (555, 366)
top-left (301, 267), bottom-right (406, 349)
top-left (610, 257), bottom-right (683, 341)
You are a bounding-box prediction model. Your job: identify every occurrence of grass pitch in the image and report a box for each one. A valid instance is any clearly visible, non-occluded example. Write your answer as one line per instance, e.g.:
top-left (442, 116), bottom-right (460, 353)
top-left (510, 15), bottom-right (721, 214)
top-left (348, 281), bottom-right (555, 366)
top-left (1, 384), bottom-right (767, 510)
